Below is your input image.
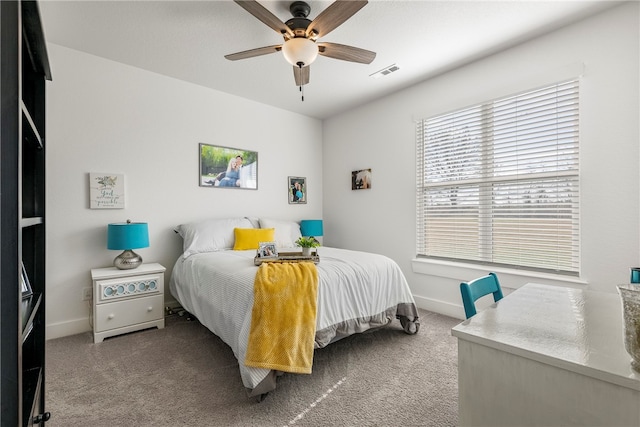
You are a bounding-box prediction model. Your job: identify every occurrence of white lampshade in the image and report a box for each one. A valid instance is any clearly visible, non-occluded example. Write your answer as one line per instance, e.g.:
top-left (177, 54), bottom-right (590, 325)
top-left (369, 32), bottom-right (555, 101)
top-left (282, 38), bottom-right (318, 67)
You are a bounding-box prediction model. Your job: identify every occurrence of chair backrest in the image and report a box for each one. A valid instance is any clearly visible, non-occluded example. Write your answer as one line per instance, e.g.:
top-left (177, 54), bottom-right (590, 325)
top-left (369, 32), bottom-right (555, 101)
top-left (460, 272), bottom-right (504, 319)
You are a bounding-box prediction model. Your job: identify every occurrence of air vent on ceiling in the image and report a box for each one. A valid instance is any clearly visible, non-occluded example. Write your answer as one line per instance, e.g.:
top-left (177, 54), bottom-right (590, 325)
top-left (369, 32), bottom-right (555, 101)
top-left (370, 64), bottom-right (399, 79)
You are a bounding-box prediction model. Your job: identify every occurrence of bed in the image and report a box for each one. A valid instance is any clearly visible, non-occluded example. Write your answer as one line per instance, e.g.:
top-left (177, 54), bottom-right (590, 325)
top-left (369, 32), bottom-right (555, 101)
top-left (169, 217), bottom-right (420, 399)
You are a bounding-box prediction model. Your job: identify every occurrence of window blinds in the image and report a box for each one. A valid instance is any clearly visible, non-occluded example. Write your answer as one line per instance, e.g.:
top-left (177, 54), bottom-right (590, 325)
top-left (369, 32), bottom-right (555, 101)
top-left (416, 80), bottom-right (579, 274)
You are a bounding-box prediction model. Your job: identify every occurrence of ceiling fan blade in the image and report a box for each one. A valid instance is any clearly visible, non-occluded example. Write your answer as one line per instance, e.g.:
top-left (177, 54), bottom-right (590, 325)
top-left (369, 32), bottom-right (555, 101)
top-left (307, 0), bottom-right (368, 38)
top-left (234, 0), bottom-right (293, 38)
top-left (317, 42), bottom-right (376, 64)
top-left (225, 45), bottom-right (282, 61)
top-left (293, 65), bottom-right (310, 86)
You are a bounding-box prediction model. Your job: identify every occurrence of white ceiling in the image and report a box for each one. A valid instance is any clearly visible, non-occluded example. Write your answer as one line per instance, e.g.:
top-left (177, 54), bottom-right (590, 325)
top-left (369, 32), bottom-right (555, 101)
top-left (39, 0), bottom-right (619, 120)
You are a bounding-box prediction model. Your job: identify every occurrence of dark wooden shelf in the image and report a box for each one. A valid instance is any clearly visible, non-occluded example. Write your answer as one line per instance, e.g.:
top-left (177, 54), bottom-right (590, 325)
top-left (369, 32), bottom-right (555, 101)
top-left (1, 1), bottom-right (49, 425)
top-left (21, 217), bottom-right (43, 228)
top-left (21, 2), bottom-right (51, 80)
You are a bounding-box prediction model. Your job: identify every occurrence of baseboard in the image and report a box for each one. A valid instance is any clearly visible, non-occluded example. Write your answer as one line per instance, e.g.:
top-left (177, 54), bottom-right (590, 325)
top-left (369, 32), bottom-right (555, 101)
top-left (47, 299), bottom-right (185, 340)
top-left (413, 295), bottom-right (465, 320)
top-left (46, 298), bottom-right (456, 340)
top-left (46, 317), bottom-right (91, 341)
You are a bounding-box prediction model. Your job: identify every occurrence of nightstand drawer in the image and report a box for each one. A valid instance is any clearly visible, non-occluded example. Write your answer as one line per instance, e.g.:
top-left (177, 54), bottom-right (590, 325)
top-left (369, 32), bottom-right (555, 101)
top-left (95, 294), bottom-right (163, 333)
top-left (96, 273), bottom-right (162, 303)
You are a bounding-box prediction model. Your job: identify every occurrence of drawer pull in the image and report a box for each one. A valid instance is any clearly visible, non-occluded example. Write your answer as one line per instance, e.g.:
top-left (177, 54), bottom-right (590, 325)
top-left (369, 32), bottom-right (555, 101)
top-left (107, 314), bottom-right (115, 320)
top-left (147, 306), bottom-right (153, 312)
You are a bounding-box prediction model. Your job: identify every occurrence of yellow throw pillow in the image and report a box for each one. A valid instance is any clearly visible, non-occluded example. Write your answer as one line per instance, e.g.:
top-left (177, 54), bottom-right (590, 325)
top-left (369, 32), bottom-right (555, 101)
top-left (233, 228), bottom-right (275, 250)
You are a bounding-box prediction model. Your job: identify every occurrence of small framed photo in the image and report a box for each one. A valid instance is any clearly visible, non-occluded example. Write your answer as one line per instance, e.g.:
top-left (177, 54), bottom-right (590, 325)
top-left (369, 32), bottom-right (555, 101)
top-left (257, 241), bottom-right (278, 259)
top-left (21, 262), bottom-right (33, 299)
top-left (288, 176), bottom-right (307, 204)
top-left (352, 168), bottom-right (372, 190)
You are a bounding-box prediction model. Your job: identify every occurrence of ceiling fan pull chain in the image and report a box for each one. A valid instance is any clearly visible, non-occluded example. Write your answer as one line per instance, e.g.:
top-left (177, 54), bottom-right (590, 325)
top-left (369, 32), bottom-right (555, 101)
top-left (297, 62), bottom-right (305, 102)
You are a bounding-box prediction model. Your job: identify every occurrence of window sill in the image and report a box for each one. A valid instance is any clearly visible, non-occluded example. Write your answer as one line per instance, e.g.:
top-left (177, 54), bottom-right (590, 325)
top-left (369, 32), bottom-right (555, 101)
top-left (411, 257), bottom-right (587, 288)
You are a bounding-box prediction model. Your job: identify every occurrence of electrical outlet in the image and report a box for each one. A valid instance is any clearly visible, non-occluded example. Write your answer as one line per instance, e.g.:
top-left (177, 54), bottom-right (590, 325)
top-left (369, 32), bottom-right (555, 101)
top-left (82, 287), bottom-right (93, 301)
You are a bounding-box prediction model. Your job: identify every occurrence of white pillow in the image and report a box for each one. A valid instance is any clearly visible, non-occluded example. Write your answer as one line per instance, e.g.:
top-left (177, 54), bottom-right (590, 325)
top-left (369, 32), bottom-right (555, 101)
top-left (245, 216), bottom-right (260, 228)
top-left (258, 218), bottom-right (301, 248)
top-left (176, 217), bottom-right (253, 258)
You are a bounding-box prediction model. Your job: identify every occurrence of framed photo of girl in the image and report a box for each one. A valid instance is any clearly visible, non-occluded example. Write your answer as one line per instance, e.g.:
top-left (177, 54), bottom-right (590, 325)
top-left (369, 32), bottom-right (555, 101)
top-left (199, 143), bottom-right (258, 189)
top-left (352, 168), bottom-right (372, 190)
top-left (288, 176), bottom-right (307, 204)
top-left (257, 241), bottom-right (278, 259)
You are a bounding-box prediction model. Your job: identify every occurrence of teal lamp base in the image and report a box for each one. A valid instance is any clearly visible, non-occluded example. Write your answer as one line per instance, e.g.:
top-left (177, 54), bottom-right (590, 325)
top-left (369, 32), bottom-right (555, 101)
top-left (113, 249), bottom-right (143, 270)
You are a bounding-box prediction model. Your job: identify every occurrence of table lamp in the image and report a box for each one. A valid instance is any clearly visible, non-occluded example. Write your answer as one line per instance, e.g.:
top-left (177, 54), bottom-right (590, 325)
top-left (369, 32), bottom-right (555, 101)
top-left (107, 220), bottom-right (149, 269)
top-left (300, 219), bottom-right (323, 239)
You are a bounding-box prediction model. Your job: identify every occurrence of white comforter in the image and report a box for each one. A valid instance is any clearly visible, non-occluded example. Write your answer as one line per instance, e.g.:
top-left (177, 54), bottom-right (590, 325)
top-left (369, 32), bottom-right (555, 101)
top-left (169, 247), bottom-right (418, 393)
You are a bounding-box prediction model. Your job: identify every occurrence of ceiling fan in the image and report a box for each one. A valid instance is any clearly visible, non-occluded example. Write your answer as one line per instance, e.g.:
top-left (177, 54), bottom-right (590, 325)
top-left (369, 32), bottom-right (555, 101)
top-left (225, 0), bottom-right (376, 92)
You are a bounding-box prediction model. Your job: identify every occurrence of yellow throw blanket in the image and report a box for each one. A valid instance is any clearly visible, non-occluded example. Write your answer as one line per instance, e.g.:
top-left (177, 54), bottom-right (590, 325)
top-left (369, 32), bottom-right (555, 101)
top-left (244, 262), bottom-right (319, 374)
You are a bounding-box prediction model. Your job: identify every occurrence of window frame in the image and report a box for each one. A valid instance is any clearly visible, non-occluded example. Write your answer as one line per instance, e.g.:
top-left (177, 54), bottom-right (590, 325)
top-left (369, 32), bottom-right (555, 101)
top-left (416, 80), bottom-right (580, 276)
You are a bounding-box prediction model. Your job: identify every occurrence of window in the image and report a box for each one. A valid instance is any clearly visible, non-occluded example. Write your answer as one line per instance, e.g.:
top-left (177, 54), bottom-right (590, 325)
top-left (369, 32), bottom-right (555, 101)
top-left (416, 80), bottom-right (579, 275)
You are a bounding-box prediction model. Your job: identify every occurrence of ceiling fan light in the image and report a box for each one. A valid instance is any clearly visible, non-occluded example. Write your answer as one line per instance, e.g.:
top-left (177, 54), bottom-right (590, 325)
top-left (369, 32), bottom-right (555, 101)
top-left (282, 38), bottom-right (318, 67)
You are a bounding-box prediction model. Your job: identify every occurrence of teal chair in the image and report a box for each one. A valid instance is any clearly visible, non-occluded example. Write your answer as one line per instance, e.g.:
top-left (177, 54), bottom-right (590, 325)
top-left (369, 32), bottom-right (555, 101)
top-left (460, 272), bottom-right (504, 319)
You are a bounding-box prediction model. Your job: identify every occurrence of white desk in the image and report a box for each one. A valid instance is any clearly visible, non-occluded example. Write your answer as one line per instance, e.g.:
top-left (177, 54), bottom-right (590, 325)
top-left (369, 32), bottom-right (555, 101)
top-left (451, 283), bottom-right (640, 427)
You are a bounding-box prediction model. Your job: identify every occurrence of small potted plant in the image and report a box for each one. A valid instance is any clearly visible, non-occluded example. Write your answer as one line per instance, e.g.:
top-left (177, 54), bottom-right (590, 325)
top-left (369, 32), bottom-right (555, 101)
top-left (295, 236), bottom-right (320, 256)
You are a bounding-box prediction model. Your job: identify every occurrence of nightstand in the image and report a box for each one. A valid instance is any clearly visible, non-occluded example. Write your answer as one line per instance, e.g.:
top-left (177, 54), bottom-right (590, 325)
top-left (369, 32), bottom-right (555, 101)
top-left (91, 263), bottom-right (166, 343)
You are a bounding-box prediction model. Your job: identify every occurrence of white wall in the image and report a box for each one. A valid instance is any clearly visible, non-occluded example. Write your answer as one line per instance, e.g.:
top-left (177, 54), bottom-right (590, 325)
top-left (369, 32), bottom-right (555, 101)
top-left (44, 3), bottom-right (639, 337)
top-left (45, 45), bottom-right (323, 339)
top-left (323, 3), bottom-right (640, 318)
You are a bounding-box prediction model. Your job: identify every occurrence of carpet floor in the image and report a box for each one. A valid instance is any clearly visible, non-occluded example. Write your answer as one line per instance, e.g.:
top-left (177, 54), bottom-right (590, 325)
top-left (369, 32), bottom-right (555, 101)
top-left (46, 309), bottom-right (460, 426)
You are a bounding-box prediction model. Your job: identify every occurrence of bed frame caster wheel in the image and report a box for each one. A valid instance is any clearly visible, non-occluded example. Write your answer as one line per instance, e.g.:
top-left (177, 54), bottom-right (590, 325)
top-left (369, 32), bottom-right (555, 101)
top-left (256, 392), bottom-right (269, 403)
top-left (400, 317), bottom-right (420, 335)
top-left (33, 412), bottom-right (51, 424)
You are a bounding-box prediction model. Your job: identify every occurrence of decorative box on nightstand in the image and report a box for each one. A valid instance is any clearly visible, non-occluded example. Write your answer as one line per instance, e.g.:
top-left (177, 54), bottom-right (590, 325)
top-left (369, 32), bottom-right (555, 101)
top-left (91, 263), bottom-right (166, 343)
